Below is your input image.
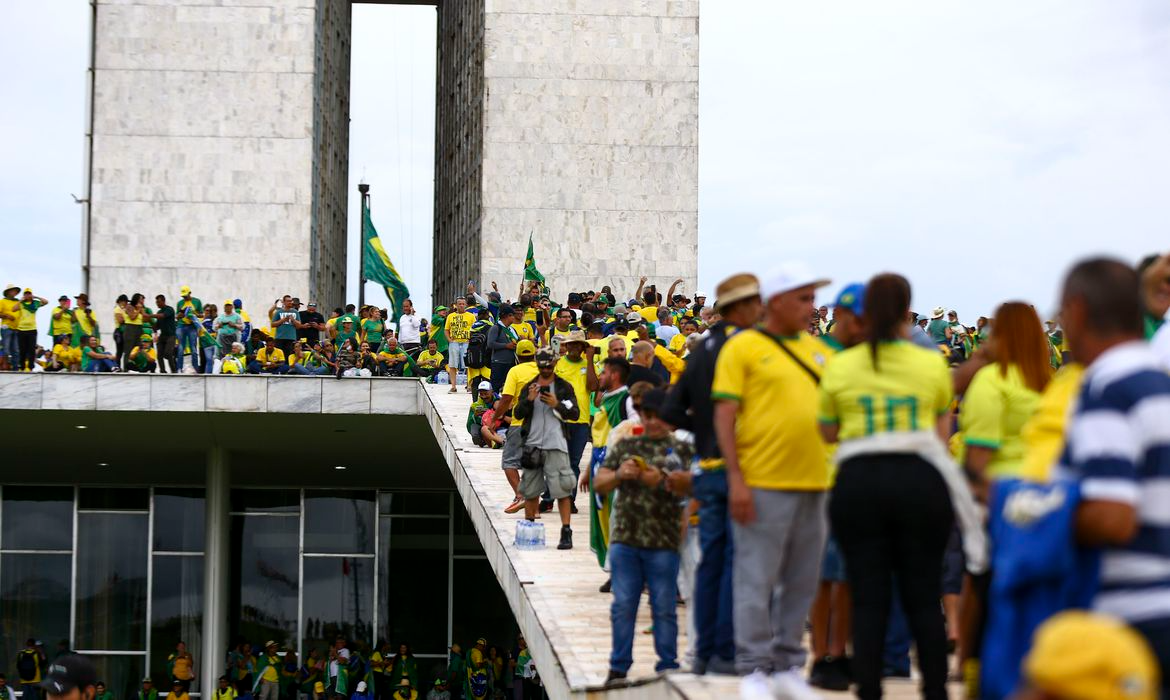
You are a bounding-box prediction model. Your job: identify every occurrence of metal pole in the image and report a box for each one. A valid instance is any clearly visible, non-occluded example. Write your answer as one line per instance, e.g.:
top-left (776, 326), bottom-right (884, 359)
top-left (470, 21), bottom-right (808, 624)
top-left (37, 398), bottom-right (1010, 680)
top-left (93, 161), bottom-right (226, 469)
top-left (202, 448), bottom-right (230, 697)
top-left (358, 184), bottom-right (370, 311)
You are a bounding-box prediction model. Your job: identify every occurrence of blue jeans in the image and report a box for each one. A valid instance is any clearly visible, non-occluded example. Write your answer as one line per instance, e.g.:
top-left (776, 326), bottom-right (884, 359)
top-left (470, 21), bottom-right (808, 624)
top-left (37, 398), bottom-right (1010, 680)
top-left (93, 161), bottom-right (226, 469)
top-left (609, 542), bottom-right (680, 674)
top-left (176, 324), bottom-right (199, 370)
top-left (247, 360), bottom-right (289, 374)
top-left (1, 327), bottom-right (17, 363)
top-left (290, 363), bottom-right (329, 375)
top-left (692, 469), bottom-right (735, 664)
top-left (201, 345), bottom-right (216, 372)
top-left (86, 358), bottom-right (118, 373)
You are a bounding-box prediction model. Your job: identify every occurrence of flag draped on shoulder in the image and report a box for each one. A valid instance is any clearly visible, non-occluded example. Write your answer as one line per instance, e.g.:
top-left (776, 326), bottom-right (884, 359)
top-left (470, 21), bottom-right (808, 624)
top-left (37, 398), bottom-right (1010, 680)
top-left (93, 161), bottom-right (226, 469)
top-left (523, 232), bottom-right (545, 285)
top-left (362, 198), bottom-right (411, 321)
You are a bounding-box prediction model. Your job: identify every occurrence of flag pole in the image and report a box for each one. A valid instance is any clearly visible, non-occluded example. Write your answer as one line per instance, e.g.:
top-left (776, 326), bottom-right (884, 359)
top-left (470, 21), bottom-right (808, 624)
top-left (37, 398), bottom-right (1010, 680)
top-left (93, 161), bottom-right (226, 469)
top-left (358, 183), bottom-right (369, 310)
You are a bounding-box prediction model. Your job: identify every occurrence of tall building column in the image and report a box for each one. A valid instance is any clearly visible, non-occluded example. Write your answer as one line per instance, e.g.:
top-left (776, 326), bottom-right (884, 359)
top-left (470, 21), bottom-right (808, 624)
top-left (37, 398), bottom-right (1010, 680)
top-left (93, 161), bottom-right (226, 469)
top-left (202, 447), bottom-right (230, 695)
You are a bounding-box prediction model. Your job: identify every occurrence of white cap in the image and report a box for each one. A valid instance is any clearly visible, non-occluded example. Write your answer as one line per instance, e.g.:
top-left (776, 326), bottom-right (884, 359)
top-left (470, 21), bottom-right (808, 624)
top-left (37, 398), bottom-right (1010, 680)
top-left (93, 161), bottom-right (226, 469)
top-left (693, 290), bottom-right (707, 298)
top-left (356, 682), bottom-right (367, 693)
top-left (477, 380), bottom-right (493, 392)
top-left (760, 261), bottom-right (831, 301)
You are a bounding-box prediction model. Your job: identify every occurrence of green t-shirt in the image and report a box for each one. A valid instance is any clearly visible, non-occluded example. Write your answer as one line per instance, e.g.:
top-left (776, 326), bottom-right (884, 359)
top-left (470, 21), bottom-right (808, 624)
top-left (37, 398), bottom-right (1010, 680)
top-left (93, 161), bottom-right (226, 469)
top-left (176, 296), bottom-right (203, 325)
top-left (361, 318), bottom-right (384, 341)
top-left (927, 318), bottom-right (948, 344)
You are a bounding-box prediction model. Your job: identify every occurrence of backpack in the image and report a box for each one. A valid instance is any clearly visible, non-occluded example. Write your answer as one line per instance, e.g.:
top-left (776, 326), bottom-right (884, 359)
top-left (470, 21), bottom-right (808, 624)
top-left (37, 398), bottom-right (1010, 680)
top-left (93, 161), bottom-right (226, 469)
top-left (465, 327), bottom-right (489, 368)
top-left (17, 649), bottom-right (38, 681)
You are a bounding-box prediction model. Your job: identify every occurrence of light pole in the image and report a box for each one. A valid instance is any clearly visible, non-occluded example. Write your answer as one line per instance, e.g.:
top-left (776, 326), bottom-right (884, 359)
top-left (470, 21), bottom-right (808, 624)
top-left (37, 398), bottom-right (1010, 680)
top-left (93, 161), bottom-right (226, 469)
top-left (358, 183), bottom-right (369, 310)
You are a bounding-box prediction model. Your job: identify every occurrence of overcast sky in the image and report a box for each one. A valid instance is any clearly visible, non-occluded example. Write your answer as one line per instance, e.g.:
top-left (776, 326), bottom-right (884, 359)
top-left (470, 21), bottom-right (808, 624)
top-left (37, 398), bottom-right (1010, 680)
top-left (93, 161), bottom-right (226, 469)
top-left (2, 1), bottom-right (1168, 328)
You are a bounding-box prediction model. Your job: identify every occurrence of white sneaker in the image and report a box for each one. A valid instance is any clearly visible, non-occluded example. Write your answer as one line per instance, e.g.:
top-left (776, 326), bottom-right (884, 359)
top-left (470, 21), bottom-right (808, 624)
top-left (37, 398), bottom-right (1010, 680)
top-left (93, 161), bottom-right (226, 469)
top-left (772, 668), bottom-right (823, 700)
top-left (740, 670), bottom-right (774, 700)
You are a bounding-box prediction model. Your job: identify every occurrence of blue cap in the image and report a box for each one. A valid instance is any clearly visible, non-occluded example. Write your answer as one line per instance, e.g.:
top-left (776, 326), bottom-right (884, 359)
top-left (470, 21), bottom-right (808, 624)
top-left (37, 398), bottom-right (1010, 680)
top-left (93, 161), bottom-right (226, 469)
top-left (832, 284), bottom-right (865, 316)
top-left (233, 298), bottom-right (243, 308)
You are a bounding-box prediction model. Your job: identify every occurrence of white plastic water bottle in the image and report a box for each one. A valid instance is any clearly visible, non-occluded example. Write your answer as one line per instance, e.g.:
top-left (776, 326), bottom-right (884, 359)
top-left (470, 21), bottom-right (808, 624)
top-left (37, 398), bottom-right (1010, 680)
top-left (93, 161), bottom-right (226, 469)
top-left (514, 520), bottom-right (546, 550)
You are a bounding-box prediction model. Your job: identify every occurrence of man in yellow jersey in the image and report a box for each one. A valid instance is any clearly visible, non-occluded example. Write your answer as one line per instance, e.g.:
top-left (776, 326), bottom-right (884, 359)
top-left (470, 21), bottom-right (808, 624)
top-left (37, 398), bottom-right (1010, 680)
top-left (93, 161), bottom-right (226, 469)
top-left (50, 296), bottom-right (75, 344)
top-left (495, 340), bottom-right (539, 513)
top-left (713, 262), bottom-right (833, 694)
top-left (443, 297), bottom-right (476, 392)
top-left (661, 272), bottom-right (762, 676)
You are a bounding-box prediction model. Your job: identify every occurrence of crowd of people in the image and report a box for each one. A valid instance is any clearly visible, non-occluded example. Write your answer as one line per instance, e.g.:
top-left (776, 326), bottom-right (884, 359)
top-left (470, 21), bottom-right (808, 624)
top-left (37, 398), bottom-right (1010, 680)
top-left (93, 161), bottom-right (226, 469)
top-left (5, 251), bottom-right (1170, 700)
top-left (8, 635), bottom-right (544, 700)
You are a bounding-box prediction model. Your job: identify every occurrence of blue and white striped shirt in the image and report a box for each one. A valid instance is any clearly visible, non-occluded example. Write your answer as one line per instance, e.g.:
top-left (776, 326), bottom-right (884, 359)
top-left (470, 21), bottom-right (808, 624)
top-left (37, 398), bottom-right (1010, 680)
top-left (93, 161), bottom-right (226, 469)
top-left (1060, 340), bottom-right (1170, 623)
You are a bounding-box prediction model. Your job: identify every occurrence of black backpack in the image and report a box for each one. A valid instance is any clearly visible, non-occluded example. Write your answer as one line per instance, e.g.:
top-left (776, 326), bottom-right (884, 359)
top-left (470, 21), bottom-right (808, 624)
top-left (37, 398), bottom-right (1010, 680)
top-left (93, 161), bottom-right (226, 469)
top-left (465, 327), bottom-right (489, 368)
top-left (17, 649), bottom-right (38, 682)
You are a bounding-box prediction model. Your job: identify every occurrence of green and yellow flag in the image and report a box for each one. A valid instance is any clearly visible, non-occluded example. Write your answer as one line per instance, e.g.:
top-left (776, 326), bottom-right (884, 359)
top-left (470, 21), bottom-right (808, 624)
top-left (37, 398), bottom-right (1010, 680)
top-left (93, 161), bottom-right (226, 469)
top-left (362, 198), bottom-right (411, 321)
top-left (523, 232), bottom-right (545, 285)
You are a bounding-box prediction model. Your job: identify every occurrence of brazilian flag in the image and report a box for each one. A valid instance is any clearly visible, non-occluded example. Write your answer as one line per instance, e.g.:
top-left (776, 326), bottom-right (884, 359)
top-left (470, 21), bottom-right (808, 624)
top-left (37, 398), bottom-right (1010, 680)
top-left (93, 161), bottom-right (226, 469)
top-left (362, 198), bottom-right (411, 321)
top-left (523, 232), bottom-right (545, 285)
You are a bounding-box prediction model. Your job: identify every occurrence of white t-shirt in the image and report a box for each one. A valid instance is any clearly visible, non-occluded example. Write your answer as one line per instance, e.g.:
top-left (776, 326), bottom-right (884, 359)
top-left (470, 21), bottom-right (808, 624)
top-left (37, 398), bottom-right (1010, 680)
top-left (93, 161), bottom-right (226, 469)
top-left (329, 648), bottom-right (350, 679)
top-left (398, 314), bottom-right (422, 344)
top-left (655, 324), bottom-right (680, 345)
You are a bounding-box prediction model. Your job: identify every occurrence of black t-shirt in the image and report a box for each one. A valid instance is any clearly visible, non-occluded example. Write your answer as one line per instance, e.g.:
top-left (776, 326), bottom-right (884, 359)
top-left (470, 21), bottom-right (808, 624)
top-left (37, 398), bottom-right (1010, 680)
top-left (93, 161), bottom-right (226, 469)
top-left (155, 306), bottom-right (177, 337)
top-left (627, 364), bottom-right (665, 388)
top-left (299, 311), bottom-right (325, 344)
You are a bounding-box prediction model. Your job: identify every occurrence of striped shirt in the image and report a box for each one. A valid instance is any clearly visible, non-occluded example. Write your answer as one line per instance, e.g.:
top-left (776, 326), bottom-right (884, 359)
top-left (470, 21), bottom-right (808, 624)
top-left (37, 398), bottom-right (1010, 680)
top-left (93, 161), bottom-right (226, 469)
top-left (1060, 340), bottom-right (1170, 623)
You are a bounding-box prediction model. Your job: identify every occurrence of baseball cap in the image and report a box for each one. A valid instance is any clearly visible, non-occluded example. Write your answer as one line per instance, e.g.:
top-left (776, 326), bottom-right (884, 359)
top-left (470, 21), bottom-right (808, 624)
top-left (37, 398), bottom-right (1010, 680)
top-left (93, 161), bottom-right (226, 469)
top-left (625, 312), bottom-right (643, 324)
top-left (307, 301), bottom-right (317, 307)
top-left (477, 380), bottom-right (493, 392)
top-left (314, 683), bottom-right (325, 694)
top-left (58, 295), bottom-right (69, 301)
top-left (1024, 611), bottom-right (1158, 700)
top-left (224, 300), bottom-right (234, 307)
top-left (832, 284), bottom-right (865, 316)
top-left (180, 285), bottom-right (191, 295)
top-left (515, 339), bottom-right (536, 357)
top-left (535, 346), bottom-right (558, 367)
top-left (759, 262), bottom-right (831, 301)
top-left (40, 655), bottom-right (97, 694)
top-left (139, 334), bottom-right (152, 342)
top-left (233, 298), bottom-right (243, 308)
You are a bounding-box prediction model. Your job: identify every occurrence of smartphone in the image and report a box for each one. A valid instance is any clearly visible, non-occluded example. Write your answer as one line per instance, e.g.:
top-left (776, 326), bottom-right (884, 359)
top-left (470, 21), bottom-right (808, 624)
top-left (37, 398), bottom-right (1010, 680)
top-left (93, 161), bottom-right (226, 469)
top-left (536, 310), bottom-right (546, 325)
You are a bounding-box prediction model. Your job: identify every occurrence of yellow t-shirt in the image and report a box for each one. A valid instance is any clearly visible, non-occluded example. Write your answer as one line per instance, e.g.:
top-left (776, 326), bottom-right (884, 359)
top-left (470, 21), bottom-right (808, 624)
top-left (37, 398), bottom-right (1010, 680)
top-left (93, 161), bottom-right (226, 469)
top-left (0, 298), bottom-right (21, 330)
top-left (417, 350), bottom-right (444, 369)
top-left (129, 347), bottom-right (157, 363)
top-left (510, 322), bottom-right (535, 344)
top-left (256, 347), bottom-right (285, 364)
top-left (960, 363), bottom-right (1044, 480)
top-left (555, 356), bottom-right (590, 424)
top-left (52, 343), bottom-right (81, 366)
top-left (522, 307), bottom-right (537, 325)
top-left (75, 309), bottom-right (98, 339)
top-left (1018, 363), bottom-right (1084, 482)
top-left (819, 341), bottom-right (952, 441)
top-left (712, 330), bottom-right (833, 490)
top-left (262, 655), bottom-right (279, 682)
top-left (668, 333), bottom-right (688, 356)
top-left (17, 301), bottom-right (40, 332)
top-left (501, 361), bottom-right (540, 427)
top-left (638, 305), bottom-right (660, 324)
top-left (444, 311), bottom-right (476, 343)
top-left (51, 307), bottom-right (74, 336)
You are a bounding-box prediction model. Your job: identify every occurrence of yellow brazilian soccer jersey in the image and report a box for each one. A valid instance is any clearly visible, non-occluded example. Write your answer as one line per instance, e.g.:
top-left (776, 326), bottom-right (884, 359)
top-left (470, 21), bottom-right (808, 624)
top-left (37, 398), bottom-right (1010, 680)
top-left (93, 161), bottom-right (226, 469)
top-left (638, 305), bottom-right (659, 324)
top-left (511, 322), bottom-right (536, 344)
top-left (256, 347), bottom-right (285, 365)
top-left (819, 341), bottom-right (952, 441)
top-left (555, 355), bottom-right (590, 424)
top-left (53, 343), bottom-right (81, 366)
top-left (444, 311), bottom-right (476, 343)
top-left (712, 329), bottom-right (833, 490)
top-left (960, 363), bottom-right (1044, 480)
top-left (1018, 363), bottom-right (1084, 482)
top-left (51, 307), bottom-right (74, 337)
top-left (501, 361), bottom-right (540, 427)
top-left (417, 350), bottom-right (444, 369)
top-left (669, 332), bottom-right (688, 356)
top-left (0, 298), bottom-right (21, 330)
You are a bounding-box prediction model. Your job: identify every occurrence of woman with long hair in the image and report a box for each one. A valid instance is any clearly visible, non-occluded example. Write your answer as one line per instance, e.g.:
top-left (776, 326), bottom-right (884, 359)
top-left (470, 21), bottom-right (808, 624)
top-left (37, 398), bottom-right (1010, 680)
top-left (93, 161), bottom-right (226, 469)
top-left (960, 301), bottom-right (1053, 495)
top-left (819, 273), bottom-right (957, 700)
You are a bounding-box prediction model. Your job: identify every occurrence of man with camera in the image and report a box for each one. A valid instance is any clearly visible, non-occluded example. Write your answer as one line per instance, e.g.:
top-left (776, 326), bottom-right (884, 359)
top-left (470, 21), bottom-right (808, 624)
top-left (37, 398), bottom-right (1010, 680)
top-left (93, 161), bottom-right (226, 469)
top-left (512, 346), bottom-right (580, 550)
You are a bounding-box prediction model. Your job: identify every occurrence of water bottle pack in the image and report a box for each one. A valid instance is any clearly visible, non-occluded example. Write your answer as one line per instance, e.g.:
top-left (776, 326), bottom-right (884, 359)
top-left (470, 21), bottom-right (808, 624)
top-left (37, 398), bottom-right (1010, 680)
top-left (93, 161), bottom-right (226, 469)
top-left (514, 519), bottom-right (546, 550)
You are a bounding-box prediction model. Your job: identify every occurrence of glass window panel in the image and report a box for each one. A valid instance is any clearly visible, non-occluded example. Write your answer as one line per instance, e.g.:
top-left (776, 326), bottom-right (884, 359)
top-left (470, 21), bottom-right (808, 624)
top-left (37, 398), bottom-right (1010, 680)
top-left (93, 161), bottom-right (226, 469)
top-left (302, 557), bottom-right (374, 659)
top-left (1, 486), bottom-right (73, 551)
top-left (79, 488), bottom-right (149, 511)
top-left (452, 503), bottom-right (484, 556)
top-left (76, 513), bottom-right (149, 650)
top-left (229, 516), bottom-right (299, 648)
top-left (452, 559), bottom-right (516, 656)
top-left (304, 491), bottom-right (374, 554)
top-left (378, 492), bottom-right (450, 516)
top-left (0, 553), bottom-right (71, 676)
top-left (85, 654), bottom-right (145, 700)
top-left (379, 519), bottom-right (448, 656)
top-left (150, 556), bottom-right (203, 693)
top-left (230, 490), bottom-right (300, 514)
top-left (153, 489), bottom-right (205, 553)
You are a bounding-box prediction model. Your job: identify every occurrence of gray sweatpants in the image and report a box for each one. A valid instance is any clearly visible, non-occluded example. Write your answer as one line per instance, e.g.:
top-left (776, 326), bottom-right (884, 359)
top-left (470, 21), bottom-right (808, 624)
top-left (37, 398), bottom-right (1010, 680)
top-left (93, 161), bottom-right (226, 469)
top-left (732, 489), bottom-right (827, 674)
